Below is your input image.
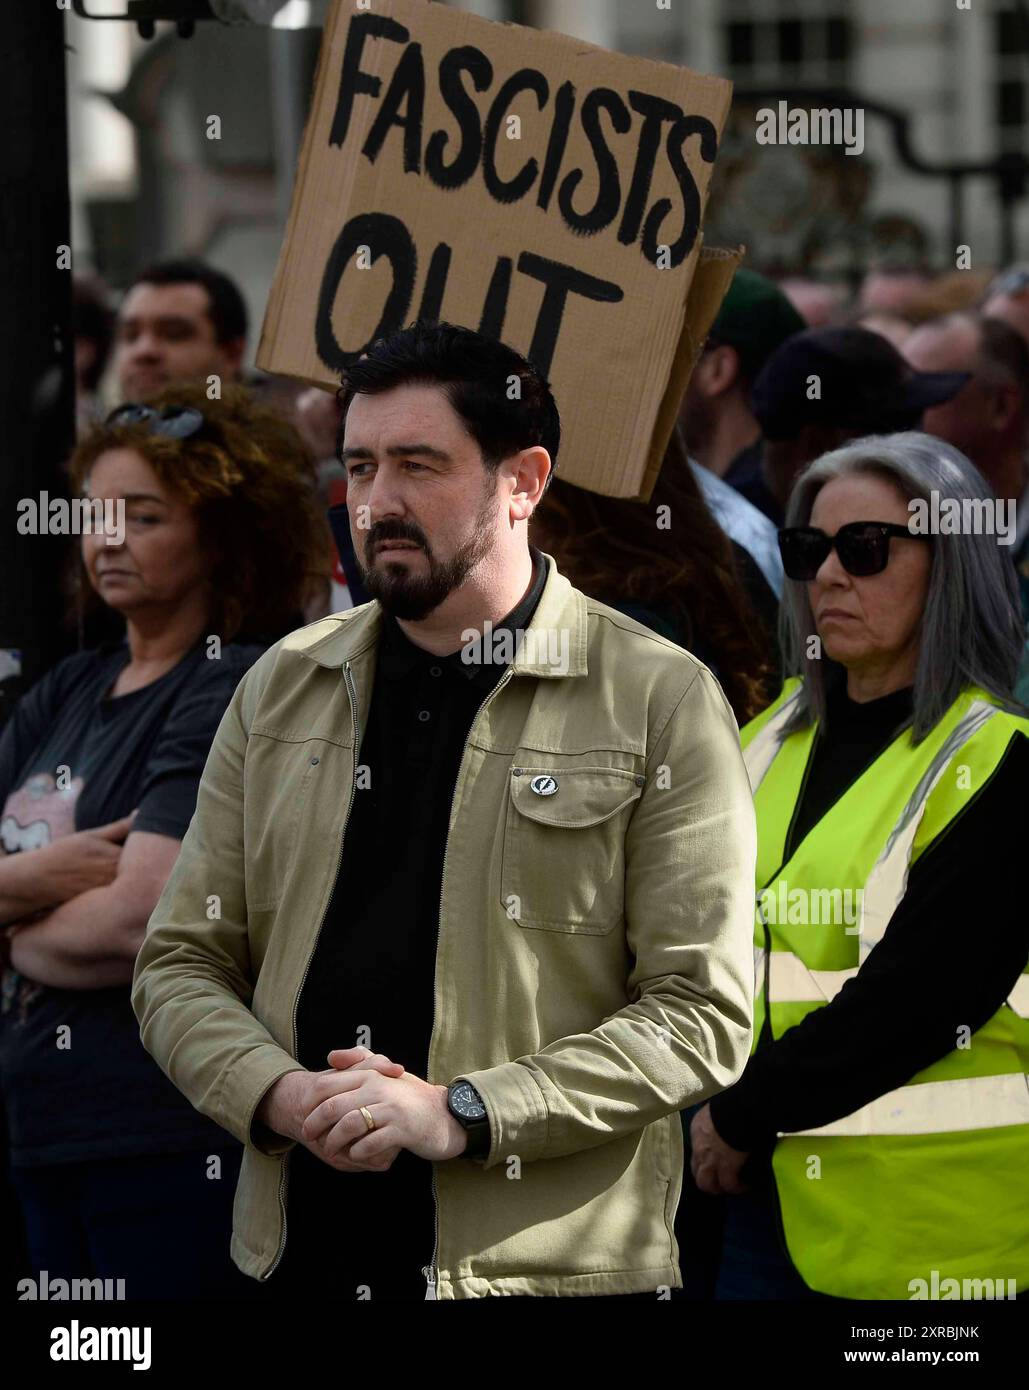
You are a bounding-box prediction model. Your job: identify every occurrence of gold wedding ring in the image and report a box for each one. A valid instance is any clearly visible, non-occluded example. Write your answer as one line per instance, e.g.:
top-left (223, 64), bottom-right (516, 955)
top-left (359, 1105), bottom-right (376, 1134)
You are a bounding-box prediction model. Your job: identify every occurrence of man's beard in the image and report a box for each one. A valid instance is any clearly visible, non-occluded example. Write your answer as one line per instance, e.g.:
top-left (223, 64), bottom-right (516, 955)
top-left (358, 475), bottom-right (498, 621)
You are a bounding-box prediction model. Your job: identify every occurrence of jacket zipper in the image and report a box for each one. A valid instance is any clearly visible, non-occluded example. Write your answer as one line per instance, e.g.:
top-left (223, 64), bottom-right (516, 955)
top-left (265, 658), bottom-right (363, 1279)
top-left (422, 663), bottom-right (517, 1301)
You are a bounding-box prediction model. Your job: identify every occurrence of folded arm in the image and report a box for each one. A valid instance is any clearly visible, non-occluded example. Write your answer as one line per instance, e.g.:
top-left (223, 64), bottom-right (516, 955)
top-left (0, 814), bottom-right (135, 928)
top-left (0, 844), bottom-right (67, 926)
top-left (8, 830), bottom-right (182, 989)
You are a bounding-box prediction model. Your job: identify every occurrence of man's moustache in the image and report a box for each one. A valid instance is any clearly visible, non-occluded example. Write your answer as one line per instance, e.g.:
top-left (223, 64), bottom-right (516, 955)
top-left (371, 536), bottom-right (425, 550)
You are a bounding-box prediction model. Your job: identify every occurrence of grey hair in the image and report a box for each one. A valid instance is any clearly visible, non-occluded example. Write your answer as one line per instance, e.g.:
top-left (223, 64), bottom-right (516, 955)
top-left (780, 431), bottom-right (1026, 742)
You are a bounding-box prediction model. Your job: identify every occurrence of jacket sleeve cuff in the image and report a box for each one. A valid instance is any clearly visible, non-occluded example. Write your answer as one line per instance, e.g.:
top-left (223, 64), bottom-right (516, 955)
top-left (459, 1061), bottom-right (549, 1169)
top-left (215, 1045), bottom-right (305, 1155)
top-left (707, 1083), bottom-right (775, 1152)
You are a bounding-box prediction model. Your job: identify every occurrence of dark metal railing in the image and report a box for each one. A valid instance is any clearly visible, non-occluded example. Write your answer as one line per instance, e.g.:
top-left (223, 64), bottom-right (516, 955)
top-left (734, 86), bottom-right (1028, 265)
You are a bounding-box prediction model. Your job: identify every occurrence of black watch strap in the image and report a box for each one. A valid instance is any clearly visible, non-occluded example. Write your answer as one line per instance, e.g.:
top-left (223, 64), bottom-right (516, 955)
top-left (462, 1117), bottom-right (491, 1160)
top-left (448, 1080), bottom-right (491, 1160)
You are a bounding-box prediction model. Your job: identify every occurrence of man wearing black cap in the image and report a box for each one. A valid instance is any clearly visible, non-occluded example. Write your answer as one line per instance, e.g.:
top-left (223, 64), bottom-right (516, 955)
top-left (749, 326), bottom-right (968, 524)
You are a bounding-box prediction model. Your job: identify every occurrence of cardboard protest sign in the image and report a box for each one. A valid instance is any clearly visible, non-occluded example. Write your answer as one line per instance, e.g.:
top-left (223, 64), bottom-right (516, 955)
top-left (258, 0), bottom-right (736, 499)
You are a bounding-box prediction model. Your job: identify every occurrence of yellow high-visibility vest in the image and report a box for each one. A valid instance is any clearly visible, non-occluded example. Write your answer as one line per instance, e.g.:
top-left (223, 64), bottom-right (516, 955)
top-left (740, 680), bottom-right (1029, 1300)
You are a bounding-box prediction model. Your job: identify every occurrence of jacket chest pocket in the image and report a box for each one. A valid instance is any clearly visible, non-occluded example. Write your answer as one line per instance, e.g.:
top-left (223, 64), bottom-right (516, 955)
top-left (500, 765), bottom-right (644, 934)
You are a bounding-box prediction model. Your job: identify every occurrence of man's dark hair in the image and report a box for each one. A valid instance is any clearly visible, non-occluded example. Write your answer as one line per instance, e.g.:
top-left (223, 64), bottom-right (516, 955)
top-left (127, 258), bottom-right (248, 345)
top-left (337, 321), bottom-right (561, 486)
top-left (73, 275), bottom-right (115, 392)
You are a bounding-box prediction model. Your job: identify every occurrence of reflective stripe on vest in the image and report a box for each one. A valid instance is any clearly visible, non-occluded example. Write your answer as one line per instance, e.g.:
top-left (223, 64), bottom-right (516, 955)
top-left (1010, 975), bottom-right (1029, 1018)
top-left (783, 1073), bottom-right (1029, 1138)
top-left (859, 699), bottom-right (997, 957)
top-left (741, 684), bottom-right (803, 796)
top-left (755, 947), bottom-right (856, 1003)
top-left (757, 945), bottom-right (1029, 1019)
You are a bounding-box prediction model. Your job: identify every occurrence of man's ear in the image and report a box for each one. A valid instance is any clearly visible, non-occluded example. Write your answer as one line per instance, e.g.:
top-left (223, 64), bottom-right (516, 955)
top-left (705, 343), bottom-right (743, 397)
top-left (509, 446), bottom-right (551, 522)
top-left (221, 336), bottom-right (247, 379)
top-left (989, 380), bottom-right (1022, 433)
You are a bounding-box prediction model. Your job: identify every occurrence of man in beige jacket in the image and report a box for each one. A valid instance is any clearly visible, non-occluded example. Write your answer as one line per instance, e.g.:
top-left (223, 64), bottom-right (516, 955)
top-left (132, 322), bottom-right (757, 1300)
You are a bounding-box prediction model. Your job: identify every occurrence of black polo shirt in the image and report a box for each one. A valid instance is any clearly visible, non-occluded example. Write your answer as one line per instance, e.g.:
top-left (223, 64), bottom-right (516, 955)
top-left (271, 548), bottom-right (547, 1300)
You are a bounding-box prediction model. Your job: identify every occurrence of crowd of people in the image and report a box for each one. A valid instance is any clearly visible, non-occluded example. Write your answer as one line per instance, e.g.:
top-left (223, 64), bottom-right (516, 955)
top-left (1, 251), bottom-right (1027, 1302)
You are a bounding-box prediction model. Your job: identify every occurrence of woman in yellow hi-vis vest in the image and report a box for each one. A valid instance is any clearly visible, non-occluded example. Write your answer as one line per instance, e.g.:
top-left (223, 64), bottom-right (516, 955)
top-left (686, 432), bottom-right (1029, 1301)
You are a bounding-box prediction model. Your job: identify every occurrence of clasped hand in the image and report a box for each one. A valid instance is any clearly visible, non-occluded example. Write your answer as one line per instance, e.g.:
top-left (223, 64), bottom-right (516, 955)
top-left (286, 1047), bottom-right (468, 1174)
top-left (689, 1102), bottom-right (749, 1195)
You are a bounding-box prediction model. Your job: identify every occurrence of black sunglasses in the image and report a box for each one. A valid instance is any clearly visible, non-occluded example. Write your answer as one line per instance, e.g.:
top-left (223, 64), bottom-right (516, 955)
top-left (779, 521), bottom-right (932, 581)
top-left (105, 403), bottom-right (206, 439)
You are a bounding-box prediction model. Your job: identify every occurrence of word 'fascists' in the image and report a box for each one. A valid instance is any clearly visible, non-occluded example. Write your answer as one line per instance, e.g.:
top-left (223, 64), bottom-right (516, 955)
top-left (330, 13), bottom-right (717, 269)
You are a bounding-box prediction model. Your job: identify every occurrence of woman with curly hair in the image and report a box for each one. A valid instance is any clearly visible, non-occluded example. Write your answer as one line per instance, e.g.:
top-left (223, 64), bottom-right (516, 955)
top-left (530, 424), bottom-right (778, 724)
top-left (0, 383), bottom-right (330, 1299)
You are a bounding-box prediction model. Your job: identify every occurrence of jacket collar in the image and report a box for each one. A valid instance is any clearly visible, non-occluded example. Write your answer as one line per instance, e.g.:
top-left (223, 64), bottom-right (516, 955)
top-left (296, 551), bottom-right (588, 679)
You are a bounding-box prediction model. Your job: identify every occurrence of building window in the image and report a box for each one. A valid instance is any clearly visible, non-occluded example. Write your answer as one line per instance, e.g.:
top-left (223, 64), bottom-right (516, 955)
top-left (721, 2), bottom-right (852, 86)
top-left (994, 6), bottom-right (1029, 154)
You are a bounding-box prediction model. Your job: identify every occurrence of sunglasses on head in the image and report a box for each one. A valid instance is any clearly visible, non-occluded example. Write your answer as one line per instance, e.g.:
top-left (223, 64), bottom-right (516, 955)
top-left (989, 267), bottom-right (1029, 298)
top-left (778, 521), bottom-right (932, 581)
top-left (105, 403), bottom-right (206, 439)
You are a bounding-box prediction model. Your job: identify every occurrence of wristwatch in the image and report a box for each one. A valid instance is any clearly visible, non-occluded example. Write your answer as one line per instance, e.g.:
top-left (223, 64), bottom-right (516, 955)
top-left (447, 1079), bottom-right (491, 1160)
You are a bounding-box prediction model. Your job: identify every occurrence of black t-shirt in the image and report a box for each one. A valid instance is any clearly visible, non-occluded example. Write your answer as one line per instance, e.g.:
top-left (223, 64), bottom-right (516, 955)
top-left (0, 638), bottom-right (264, 1166)
top-left (274, 552), bottom-right (547, 1300)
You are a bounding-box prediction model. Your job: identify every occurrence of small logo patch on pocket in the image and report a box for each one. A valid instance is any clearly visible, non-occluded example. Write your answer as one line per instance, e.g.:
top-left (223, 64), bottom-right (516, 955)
top-left (529, 774), bottom-right (558, 797)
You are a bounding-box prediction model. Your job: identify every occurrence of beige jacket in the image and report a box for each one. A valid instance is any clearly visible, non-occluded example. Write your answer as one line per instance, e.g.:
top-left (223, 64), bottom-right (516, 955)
top-left (131, 554), bottom-right (756, 1297)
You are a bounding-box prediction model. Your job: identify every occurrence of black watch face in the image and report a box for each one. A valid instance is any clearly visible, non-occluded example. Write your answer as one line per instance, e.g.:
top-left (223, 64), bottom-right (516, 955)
top-left (450, 1081), bottom-right (486, 1121)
